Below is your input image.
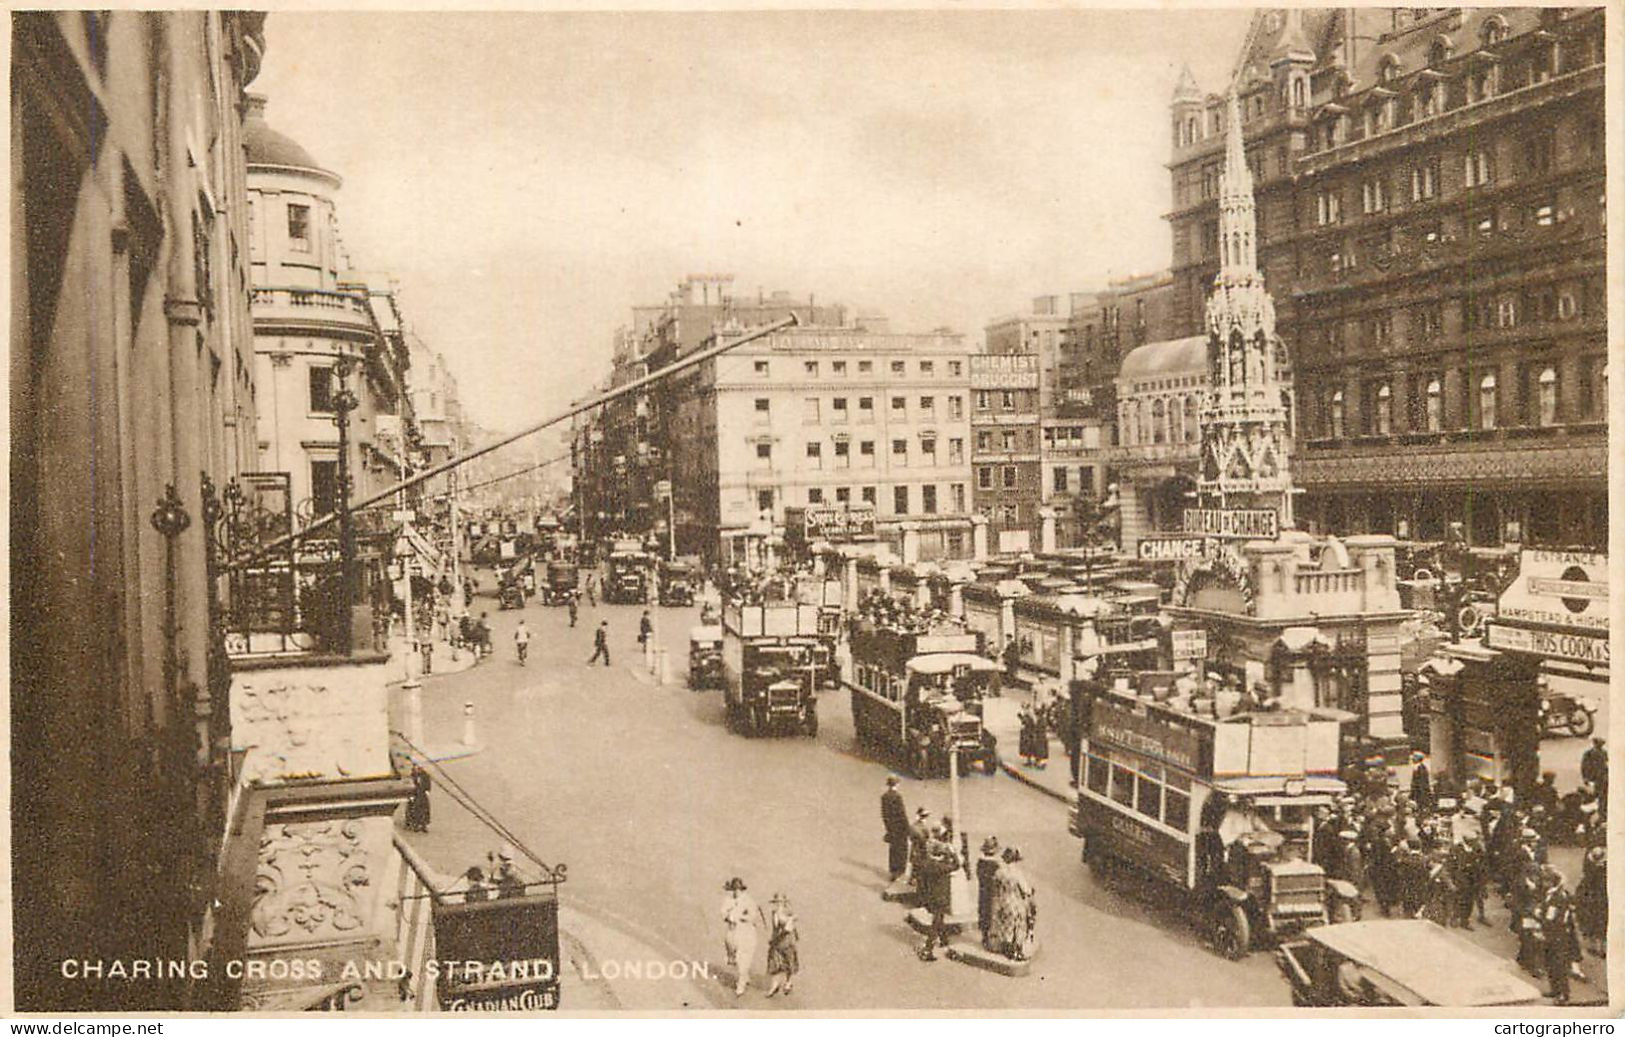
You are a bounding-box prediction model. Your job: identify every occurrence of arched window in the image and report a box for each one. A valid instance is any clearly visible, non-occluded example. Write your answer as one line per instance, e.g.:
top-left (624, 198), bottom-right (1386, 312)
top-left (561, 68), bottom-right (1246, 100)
top-left (1330, 390), bottom-right (1345, 439)
top-left (1170, 396), bottom-right (1183, 443)
top-left (1376, 383), bottom-right (1392, 435)
top-left (1481, 15), bottom-right (1508, 47)
top-left (1378, 54), bottom-right (1401, 83)
top-left (1538, 367), bottom-right (1558, 427)
top-left (1152, 399), bottom-right (1167, 444)
top-left (1425, 379), bottom-right (1442, 432)
top-left (1428, 37), bottom-right (1451, 68)
top-left (1291, 76), bottom-right (1307, 110)
top-left (1184, 396), bottom-right (1198, 441)
top-left (1479, 372), bottom-right (1498, 430)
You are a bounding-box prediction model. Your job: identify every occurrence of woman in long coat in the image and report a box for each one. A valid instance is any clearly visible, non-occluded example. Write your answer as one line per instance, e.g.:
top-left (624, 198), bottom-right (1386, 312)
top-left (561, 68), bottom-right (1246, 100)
top-left (764, 893), bottom-right (800, 997)
top-left (989, 847), bottom-right (1037, 961)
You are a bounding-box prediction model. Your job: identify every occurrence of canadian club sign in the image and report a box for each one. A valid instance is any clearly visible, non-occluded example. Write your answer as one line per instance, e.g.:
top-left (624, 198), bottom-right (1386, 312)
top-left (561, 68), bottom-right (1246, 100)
top-left (432, 892), bottom-right (561, 1011)
top-left (1182, 508), bottom-right (1279, 540)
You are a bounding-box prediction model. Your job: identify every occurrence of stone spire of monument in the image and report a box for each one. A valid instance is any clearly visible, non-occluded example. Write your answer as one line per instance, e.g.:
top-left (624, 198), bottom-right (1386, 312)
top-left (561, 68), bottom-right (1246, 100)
top-left (1197, 87), bottom-right (1295, 528)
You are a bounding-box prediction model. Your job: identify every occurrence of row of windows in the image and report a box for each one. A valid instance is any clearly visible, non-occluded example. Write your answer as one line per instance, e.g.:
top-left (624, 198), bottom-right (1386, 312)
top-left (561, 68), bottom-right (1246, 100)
top-left (754, 394), bottom-right (967, 424)
top-left (1049, 464), bottom-right (1098, 495)
top-left (1082, 748), bottom-right (1191, 834)
top-left (974, 428), bottom-right (1037, 454)
top-left (973, 389), bottom-right (1038, 411)
top-left (1310, 357), bottom-right (1607, 439)
top-left (1318, 189), bottom-right (1602, 277)
top-left (1308, 278), bottom-right (1603, 352)
top-left (755, 483), bottom-right (967, 516)
top-left (975, 464), bottom-right (1027, 491)
top-left (1043, 425), bottom-right (1102, 449)
top-left (854, 662), bottom-right (907, 703)
top-left (749, 358), bottom-right (964, 379)
top-left (778, 436), bottom-right (967, 468)
top-left (1312, 126), bottom-right (1598, 227)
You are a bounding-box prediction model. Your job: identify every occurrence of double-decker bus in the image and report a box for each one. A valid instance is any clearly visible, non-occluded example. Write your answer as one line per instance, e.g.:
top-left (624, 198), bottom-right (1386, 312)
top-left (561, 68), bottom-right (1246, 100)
top-left (847, 620), bottom-right (998, 777)
top-left (1070, 675), bottom-right (1359, 958)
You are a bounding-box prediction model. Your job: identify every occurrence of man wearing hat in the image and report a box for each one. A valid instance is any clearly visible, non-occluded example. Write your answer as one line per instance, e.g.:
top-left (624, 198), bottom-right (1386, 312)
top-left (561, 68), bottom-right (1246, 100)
top-left (976, 836), bottom-right (1001, 947)
top-left (917, 827), bottom-right (961, 962)
top-left (1538, 867), bottom-right (1582, 1004)
top-left (1452, 832), bottom-right (1489, 929)
top-left (491, 846), bottom-right (525, 899)
top-left (908, 808), bottom-right (932, 894)
top-left (720, 877), bottom-right (764, 997)
top-left (881, 776), bottom-right (910, 882)
top-left (1581, 737), bottom-right (1607, 809)
top-left (1409, 752), bottom-right (1434, 815)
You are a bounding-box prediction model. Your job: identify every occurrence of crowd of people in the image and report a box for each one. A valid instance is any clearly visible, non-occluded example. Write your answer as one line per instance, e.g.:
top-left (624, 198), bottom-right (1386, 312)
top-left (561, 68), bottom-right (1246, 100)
top-left (880, 775), bottom-right (1038, 965)
top-left (1305, 748), bottom-right (1607, 1005)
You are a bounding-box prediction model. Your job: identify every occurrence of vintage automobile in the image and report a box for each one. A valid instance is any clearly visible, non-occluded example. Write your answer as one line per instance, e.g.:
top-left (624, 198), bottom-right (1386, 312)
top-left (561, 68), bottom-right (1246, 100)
top-left (688, 625), bottom-right (725, 691)
top-left (1276, 919), bottom-right (1545, 1007)
top-left (498, 580), bottom-right (526, 610)
top-left (541, 561), bottom-right (579, 606)
top-left (659, 558), bottom-right (699, 607)
top-left (1070, 676), bottom-right (1360, 959)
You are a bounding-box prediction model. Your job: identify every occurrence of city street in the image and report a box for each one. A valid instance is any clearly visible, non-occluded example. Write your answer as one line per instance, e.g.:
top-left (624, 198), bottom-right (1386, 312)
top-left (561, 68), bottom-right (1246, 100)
top-left (402, 575), bottom-right (1294, 1010)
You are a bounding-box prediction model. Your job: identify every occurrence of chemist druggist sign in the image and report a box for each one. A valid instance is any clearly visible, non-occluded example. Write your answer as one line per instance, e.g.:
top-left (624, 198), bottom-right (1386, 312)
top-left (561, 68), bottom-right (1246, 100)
top-left (1485, 549), bottom-right (1609, 665)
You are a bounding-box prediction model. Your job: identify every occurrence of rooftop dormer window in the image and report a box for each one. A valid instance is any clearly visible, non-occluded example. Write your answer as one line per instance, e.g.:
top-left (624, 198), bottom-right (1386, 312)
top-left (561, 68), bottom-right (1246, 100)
top-left (1378, 54), bottom-right (1402, 83)
top-left (1480, 14), bottom-right (1508, 47)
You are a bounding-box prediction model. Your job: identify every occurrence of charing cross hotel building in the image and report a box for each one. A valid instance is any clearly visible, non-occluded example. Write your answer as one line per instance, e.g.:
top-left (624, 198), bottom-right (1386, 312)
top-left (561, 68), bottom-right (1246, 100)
top-left (1164, 6), bottom-right (1606, 550)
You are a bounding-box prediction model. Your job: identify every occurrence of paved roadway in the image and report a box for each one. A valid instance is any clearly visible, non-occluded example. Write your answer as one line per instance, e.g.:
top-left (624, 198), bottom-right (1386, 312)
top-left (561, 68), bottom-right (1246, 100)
top-left (404, 576), bottom-right (1292, 1010)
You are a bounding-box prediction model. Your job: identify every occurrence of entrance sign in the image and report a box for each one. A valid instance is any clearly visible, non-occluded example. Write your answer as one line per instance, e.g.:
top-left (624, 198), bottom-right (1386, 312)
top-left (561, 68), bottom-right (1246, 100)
top-left (1182, 508), bottom-right (1279, 540)
top-left (1496, 550), bottom-right (1608, 633)
top-left (1138, 536), bottom-right (1209, 562)
top-left (1486, 623), bottom-right (1609, 666)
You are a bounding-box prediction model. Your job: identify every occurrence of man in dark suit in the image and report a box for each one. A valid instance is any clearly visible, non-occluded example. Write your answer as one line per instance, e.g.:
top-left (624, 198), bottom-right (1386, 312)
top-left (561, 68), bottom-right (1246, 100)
top-left (1409, 752), bottom-right (1434, 815)
top-left (917, 828), bottom-right (961, 962)
top-left (881, 776), bottom-right (910, 881)
top-left (589, 621), bottom-right (611, 666)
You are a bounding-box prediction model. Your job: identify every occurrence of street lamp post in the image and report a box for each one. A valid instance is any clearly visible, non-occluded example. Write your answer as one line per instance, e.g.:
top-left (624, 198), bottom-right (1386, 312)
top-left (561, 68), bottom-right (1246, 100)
top-left (332, 356), bottom-right (360, 656)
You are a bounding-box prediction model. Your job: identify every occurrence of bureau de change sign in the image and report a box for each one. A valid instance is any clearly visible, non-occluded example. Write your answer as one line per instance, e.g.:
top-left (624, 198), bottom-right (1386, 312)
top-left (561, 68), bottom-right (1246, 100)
top-left (1181, 508), bottom-right (1279, 540)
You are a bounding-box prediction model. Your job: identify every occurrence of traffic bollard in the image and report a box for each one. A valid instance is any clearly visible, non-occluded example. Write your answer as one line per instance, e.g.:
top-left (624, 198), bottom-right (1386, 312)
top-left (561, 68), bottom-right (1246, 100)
top-left (406, 681), bottom-right (424, 746)
top-left (462, 701), bottom-right (476, 746)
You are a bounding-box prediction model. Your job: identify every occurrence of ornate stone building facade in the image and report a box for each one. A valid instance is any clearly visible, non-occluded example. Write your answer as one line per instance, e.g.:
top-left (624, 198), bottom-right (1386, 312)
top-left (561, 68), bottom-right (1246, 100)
top-left (11, 10), bottom-right (268, 1009)
top-left (1171, 7), bottom-right (1607, 548)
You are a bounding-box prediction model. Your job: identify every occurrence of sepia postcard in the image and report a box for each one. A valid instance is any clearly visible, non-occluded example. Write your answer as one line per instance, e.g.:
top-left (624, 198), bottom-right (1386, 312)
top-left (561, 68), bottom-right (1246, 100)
top-left (7, 2), bottom-right (1619, 1018)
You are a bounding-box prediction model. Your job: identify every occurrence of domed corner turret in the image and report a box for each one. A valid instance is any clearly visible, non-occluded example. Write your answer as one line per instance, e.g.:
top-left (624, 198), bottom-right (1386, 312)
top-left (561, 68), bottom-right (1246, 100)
top-left (242, 93), bottom-right (343, 189)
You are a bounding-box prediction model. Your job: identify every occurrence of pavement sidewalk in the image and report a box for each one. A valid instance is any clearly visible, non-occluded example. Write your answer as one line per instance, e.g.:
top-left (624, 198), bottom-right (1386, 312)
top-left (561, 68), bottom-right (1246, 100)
top-left (558, 900), bottom-right (728, 1011)
top-left (982, 694), bottom-right (1075, 803)
top-left (384, 631), bottom-right (482, 686)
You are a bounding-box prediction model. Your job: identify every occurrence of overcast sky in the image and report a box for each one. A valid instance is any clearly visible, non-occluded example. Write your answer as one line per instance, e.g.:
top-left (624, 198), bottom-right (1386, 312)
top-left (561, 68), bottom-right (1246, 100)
top-left (254, 9), bottom-right (1252, 433)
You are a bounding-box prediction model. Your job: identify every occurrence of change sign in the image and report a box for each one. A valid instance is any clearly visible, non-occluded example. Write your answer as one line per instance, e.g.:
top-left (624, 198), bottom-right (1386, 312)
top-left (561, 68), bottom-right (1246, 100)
top-left (1138, 536), bottom-right (1208, 562)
